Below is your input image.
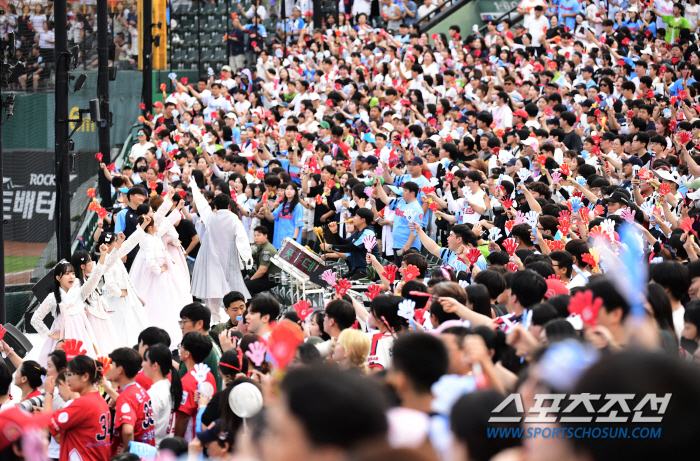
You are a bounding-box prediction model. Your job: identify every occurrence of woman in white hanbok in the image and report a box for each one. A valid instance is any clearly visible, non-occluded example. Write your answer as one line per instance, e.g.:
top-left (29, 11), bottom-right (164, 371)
top-left (129, 214), bottom-right (192, 347)
top-left (31, 246), bottom-right (112, 366)
top-left (102, 221), bottom-right (152, 348)
top-left (149, 194), bottom-right (191, 292)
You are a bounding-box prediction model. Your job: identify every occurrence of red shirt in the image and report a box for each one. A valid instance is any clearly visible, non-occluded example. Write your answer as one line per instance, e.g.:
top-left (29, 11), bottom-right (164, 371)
top-left (111, 382), bottom-right (156, 455)
top-left (179, 369), bottom-right (217, 441)
top-left (135, 370), bottom-right (153, 390)
top-left (24, 389), bottom-right (42, 401)
top-left (49, 391), bottom-right (111, 461)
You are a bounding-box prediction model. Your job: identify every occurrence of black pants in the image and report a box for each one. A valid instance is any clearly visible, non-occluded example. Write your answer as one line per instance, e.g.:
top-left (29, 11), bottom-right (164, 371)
top-left (245, 277), bottom-right (277, 297)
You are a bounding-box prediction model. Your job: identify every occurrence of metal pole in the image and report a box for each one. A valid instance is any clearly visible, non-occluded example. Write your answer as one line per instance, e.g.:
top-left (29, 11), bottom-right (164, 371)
top-left (55, 0), bottom-right (72, 261)
top-left (197, 0), bottom-right (201, 73)
top-left (313, 0), bottom-right (322, 30)
top-left (97, 0), bottom-right (112, 208)
top-left (143, 0), bottom-right (153, 112)
top-left (282, 1), bottom-right (287, 59)
top-left (0, 85), bottom-right (5, 324)
top-left (226, 0), bottom-right (230, 65)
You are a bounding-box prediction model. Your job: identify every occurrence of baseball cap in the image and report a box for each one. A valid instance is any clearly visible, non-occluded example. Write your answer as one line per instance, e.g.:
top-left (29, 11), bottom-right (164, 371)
top-left (0, 407), bottom-right (53, 452)
top-left (604, 190), bottom-right (630, 207)
top-left (387, 185), bottom-right (403, 195)
top-left (505, 158), bottom-right (518, 166)
top-left (545, 278), bottom-right (569, 299)
top-left (655, 169), bottom-right (681, 185)
top-left (408, 157), bottom-right (424, 165)
top-left (153, 101), bottom-right (164, 108)
top-left (118, 187), bottom-right (130, 194)
top-left (196, 420), bottom-right (235, 445)
top-left (221, 65), bottom-right (233, 72)
top-left (513, 109), bottom-right (529, 118)
top-left (582, 65), bottom-right (595, 73)
top-left (362, 155), bottom-right (379, 165)
top-left (457, 116), bottom-right (469, 123)
top-left (381, 122), bottom-right (395, 132)
top-left (319, 121), bottom-right (331, 129)
top-left (621, 156), bottom-right (643, 167)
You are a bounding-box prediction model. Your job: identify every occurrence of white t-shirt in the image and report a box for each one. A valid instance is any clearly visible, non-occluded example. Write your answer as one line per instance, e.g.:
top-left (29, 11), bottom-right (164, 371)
top-left (673, 307), bottom-right (685, 342)
top-left (148, 379), bottom-right (176, 445)
top-left (463, 189), bottom-right (486, 225)
top-left (686, 4), bottom-right (700, 30)
top-left (367, 331), bottom-right (394, 371)
top-left (130, 141), bottom-right (154, 161)
top-left (655, 0), bottom-right (674, 28)
top-left (518, 0), bottom-right (547, 29)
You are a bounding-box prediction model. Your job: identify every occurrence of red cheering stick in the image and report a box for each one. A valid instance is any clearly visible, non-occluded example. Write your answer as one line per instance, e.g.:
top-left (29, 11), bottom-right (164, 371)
top-left (327, 179), bottom-right (336, 189)
top-left (87, 188), bottom-right (96, 198)
top-left (139, 103), bottom-right (146, 110)
top-left (421, 186), bottom-right (436, 195)
top-left (0, 324), bottom-right (6, 342)
top-left (429, 202), bottom-right (438, 212)
top-left (545, 240), bottom-right (565, 252)
top-left (502, 238), bottom-right (518, 256)
top-left (680, 131), bottom-right (693, 144)
top-left (445, 172), bottom-right (455, 183)
top-left (148, 181), bottom-right (158, 191)
top-left (277, 195), bottom-right (284, 203)
top-left (414, 308), bottom-right (427, 322)
top-left (335, 279), bottom-right (352, 297)
top-left (315, 195), bottom-right (323, 205)
top-left (181, 77), bottom-right (188, 85)
top-left (94, 152), bottom-right (103, 162)
top-left (504, 220), bottom-right (515, 235)
top-left (63, 339), bottom-right (87, 360)
top-left (382, 265), bottom-right (399, 284)
top-left (107, 163), bottom-right (116, 171)
top-left (537, 155), bottom-right (547, 166)
top-left (506, 262), bottom-right (518, 272)
top-left (97, 207), bottom-right (109, 219)
top-left (88, 200), bottom-right (100, 211)
top-left (178, 190), bottom-right (187, 199)
top-left (402, 264), bottom-right (420, 281)
top-left (465, 248), bottom-right (482, 266)
top-left (593, 204), bottom-right (605, 217)
top-left (366, 284), bottom-right (382, 300)
top-left (568, 290), bottom-right (602, 327)
top-left (681, 217), bottom-right (697, 236)
top-left (293, 300), bottom-right (314, 321)
top-left (96, 356), bottom-right (112, 375)
top-left (409, 291), bottom-right (439, 302)
top-left (559, 163), bottom-right (570, 177)
top-left (501, 198), bottom-right (513, 209)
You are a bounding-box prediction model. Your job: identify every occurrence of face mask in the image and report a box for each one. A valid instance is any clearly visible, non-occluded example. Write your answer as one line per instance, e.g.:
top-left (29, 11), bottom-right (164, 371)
top-left (680, 337), bottom-right (698, 355)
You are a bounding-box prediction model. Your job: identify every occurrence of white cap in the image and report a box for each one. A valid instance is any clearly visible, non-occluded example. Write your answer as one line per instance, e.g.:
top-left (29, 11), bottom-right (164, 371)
top-left (381, 122), bottom-right (395, 132)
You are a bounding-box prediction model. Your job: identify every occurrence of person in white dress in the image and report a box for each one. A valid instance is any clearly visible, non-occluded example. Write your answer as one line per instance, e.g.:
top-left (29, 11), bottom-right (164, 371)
top-left (102, 223), bottom-right (152, 348)
top-left (70, 248), bottom-right (123, 355)
top-left (130, 214), bottom-right (192, 347)
top-left (189, 176), bottom-right (252, 323)
top-left (150, 193), bottom-right (191, 293)
top-left (31, 245), bottom-right (112, 366)
top-left (143, 343), bottom-right (182, 445)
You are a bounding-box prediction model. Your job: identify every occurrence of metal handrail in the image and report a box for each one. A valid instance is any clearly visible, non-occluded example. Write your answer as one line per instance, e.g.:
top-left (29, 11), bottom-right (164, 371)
top-left (417, 0), bottom-right (473, 31)
top-left (478, 5), bottom-right (522, 34)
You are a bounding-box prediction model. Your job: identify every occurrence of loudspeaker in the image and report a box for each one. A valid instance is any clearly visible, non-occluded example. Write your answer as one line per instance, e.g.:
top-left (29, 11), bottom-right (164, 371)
top-left (31, 269), bottom-right (56, 305)
top-left (2, 324), bottom-right (33, 359)
top-left (89, 98), bottom-right (103, 122)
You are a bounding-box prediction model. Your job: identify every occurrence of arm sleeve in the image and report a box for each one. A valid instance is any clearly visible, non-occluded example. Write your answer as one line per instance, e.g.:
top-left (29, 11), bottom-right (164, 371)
top-left (233, 216), bottom-right (253, 263)
top-left (154, 198), bottom-right (173, 224)
top-left (102, 267), bottom-right (123, 298)
top-left (211, 162), bottom-right (224, 179)
top-left (189, 175), bottom-right (212, 223)
top-left (294, 204), bottom-right (304, 228)
top-left (31, 295), bottom-right (56, 338)
top-left (80, 259), bottom-right (107, 299)
top-left (445, 193), bottom-right (464, 213)
top-left (117, 225), bottom-right (145, 258)
top-left (141, 239), bottom-right (163, 275)
top-left (114, 210), bottom-right (126, 234)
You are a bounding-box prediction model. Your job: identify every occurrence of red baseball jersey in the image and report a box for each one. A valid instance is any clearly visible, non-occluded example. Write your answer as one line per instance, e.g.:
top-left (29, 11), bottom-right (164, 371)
top-left (111, 382), bottom-right (156, 455)
top-left (134, 370), bottom-right (153, 390)
top-left (180, 369), bottom-right (217, 441)
top-left (49, 391), bottom-right (111, 461)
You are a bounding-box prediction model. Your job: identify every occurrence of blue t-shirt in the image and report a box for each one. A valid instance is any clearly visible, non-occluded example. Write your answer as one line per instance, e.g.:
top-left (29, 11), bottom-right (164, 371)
top-left (669, 78), bottom-right (697, 96)
top-left (393, 174), bottom-right (431, 225)
top-left (557, 0), bottom-right (581, 32)
top-left (272, 202), bottom-right (304, 249)
top-left (392, 199), bottom-right (425, 250)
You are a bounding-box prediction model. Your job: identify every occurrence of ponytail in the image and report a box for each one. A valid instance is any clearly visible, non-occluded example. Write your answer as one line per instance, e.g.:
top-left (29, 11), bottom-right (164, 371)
top-left (67, 355), bottom-right (102, 384)
top-left (20, 361), bottom-right (47, 389)
top-left (144, 344), bottom-right (182, 412)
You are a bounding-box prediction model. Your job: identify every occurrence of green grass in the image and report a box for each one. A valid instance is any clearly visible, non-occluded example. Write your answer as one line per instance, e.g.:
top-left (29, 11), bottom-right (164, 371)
top-left (4, 256), bottom-right (40, 274)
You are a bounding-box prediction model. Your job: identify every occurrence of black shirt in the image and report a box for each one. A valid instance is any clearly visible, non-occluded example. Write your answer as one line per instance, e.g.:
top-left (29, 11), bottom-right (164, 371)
top-left (176, 218), bottom-right (200, 258)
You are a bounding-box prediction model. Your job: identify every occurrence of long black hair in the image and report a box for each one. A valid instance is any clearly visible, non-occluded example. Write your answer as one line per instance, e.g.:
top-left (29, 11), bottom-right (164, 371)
top-left (48, 350), bottom-right (68, 373)
top-left (20, 360), bottom-right (47, 389)
top-left (52, 260), bottom-right (75, 304)
top-left (279, 182), bottom-right (300, 215)
top-left (370, 295), bottom-right (408, 333)
top-left (70, 251), bottom-right (91, 282)
top-left (143, 344), bottom-right (182, 412)
top-left (67, 355), bottom-right (102, 385)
